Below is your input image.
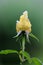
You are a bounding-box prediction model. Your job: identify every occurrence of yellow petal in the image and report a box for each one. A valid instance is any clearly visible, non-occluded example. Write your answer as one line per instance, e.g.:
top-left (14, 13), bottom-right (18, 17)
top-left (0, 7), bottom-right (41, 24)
top-left (16, 11), bottom-right (32, 33)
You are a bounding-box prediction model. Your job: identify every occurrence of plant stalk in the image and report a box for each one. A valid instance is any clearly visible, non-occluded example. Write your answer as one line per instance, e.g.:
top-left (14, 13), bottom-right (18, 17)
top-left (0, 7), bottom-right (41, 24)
top-left (22, 36), bottom-right (25, 62)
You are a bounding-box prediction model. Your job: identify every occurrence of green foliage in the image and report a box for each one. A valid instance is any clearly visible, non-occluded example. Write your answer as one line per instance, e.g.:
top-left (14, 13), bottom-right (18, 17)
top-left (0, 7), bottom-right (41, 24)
top-left (31, 57), bottom-right (42, 65)
top-left (0, 50), bottom-right (18, 55)
top-left (13, 33), bottom-right (39, 42)
top-left (20, 51), bottom-right (32, 64)
top-left (0, 33), bottom-right (42, 65)
top-left (0, 50), bottom-right (42, 65)
top-left (13, 35), bottom-right (18, 38)
top-left (19, 51), bottom-right (43, 65)
top-left (29, 33), bottom-right (39, 42)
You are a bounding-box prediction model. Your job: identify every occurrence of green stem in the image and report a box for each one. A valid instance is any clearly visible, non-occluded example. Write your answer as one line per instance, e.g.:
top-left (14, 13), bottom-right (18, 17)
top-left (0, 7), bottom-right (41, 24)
top-left (22, 36), bottom-right (25, 62)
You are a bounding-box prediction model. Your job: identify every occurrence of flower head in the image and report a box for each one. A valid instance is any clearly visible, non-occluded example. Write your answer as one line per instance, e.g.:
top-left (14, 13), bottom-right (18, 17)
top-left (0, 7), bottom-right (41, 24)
top-left (16, 11), bottom-right (32, 34)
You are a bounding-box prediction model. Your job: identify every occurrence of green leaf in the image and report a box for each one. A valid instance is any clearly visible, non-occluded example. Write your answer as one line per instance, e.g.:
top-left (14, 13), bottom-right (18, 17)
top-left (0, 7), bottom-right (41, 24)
top-left (0, 50), bottom-right (18, 55)
top-left (32, 57), bottom-right (42, 65)
top-left (20, 51), bottom-right (32, 64)
top-left (29, 33), bottom-right (39, 42)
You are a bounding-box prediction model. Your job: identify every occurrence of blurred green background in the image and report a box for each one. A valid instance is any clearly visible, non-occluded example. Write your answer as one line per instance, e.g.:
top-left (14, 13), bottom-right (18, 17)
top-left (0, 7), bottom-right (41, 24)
top-left (0, 0), bottom-right (43, 65)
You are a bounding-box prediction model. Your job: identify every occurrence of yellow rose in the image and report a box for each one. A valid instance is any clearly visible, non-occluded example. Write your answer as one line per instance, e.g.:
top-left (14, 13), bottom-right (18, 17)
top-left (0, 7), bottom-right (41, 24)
top-left (16, 11), bottom-right (32, 33)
